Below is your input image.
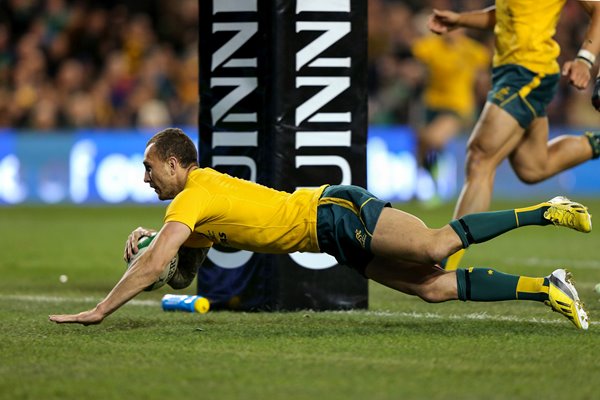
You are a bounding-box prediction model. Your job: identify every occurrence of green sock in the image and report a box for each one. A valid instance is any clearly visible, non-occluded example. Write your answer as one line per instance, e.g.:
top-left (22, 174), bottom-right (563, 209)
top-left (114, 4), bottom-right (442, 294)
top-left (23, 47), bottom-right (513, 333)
top-left (449, 206), bottom-right (550, 248)
top-left (585, 131), bottom-right (600, 159)
top-left (456, 268), bottom-right (550, 302)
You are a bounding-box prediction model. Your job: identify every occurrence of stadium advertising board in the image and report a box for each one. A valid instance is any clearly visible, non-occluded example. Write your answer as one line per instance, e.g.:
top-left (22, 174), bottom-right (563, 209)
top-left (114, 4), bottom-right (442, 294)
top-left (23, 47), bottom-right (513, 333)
top-left (0, 130), bottom-right (165, 205)
top-left (0, 127), bottom-right (598, 206)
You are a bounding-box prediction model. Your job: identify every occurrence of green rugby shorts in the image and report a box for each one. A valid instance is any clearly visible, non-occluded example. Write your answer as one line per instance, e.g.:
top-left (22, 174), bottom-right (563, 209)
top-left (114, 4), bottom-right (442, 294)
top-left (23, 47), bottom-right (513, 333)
top-left (316, 185), bottom-right (390, 276)
top-left (487, 64), bottom-right (559, 128)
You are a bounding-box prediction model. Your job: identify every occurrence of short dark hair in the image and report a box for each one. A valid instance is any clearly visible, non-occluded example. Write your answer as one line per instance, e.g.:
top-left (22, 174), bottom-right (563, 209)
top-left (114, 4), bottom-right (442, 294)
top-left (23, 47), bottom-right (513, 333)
top-left (147, 128), bottom-right (198, 168)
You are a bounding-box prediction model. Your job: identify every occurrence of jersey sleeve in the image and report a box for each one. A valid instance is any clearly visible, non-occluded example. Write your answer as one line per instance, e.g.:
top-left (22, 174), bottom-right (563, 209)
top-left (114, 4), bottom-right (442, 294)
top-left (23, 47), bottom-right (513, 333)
top-left (164, 187), bottom-right (206, 231)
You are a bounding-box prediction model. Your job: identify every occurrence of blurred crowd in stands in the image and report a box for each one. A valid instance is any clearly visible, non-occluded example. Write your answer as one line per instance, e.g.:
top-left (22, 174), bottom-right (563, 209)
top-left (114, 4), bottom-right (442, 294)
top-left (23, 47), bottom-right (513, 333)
top-left (1, 0), bottom-right (599, 130)
top-left (0, 0), bottom-right (199, 129)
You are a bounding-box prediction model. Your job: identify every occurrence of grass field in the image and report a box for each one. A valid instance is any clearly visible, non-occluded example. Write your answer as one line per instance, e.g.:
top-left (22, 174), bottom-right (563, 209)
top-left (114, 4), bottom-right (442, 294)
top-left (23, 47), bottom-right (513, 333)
top-left (1, 200), bottom-right (599, 400)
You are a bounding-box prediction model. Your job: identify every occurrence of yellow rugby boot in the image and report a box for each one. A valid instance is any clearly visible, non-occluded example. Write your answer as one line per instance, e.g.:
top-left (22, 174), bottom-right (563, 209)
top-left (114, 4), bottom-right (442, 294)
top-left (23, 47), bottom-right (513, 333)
top-left (546, 269), bottom-right (589, 330)
top-left (542, 196), bottom-right (592, 233)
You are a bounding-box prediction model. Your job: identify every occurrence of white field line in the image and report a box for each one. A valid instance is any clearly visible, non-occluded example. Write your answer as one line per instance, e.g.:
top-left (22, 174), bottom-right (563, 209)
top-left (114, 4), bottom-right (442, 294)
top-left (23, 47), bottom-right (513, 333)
top-left (358, 310), bottom-right (600, 326)
top-left (1, 294), bottom-right (160, 307)
top-left (2, 294), bottom-right (598, 326)
top-left (502, 257), bottom-right (600, 270)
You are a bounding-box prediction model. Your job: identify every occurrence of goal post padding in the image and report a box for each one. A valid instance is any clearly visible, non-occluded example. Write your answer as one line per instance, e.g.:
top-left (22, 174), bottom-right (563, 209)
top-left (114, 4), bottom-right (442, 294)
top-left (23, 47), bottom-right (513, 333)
top-left (198, 0), bottom-right (368, 311)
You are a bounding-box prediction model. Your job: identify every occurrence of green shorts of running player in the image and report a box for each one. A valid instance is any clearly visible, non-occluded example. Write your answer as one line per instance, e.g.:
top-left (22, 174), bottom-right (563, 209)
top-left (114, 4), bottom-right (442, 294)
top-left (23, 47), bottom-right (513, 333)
top-left (424, 107), bottom-right (461, 124)
top-left (316, 185), bottom-right (390, 276)
top-left (487, 64), bottom-right (559, 128)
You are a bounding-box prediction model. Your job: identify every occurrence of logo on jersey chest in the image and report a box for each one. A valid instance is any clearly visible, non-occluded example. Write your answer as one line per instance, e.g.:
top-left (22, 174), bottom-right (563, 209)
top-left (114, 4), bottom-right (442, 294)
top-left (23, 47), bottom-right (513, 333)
top-left (207, 230), bottom-right (229, 246)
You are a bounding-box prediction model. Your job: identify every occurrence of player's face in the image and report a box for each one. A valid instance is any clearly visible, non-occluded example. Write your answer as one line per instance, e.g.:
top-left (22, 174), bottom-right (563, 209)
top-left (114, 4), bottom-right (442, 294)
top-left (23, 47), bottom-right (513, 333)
top-left (143, 144), bottom-right (178, 200)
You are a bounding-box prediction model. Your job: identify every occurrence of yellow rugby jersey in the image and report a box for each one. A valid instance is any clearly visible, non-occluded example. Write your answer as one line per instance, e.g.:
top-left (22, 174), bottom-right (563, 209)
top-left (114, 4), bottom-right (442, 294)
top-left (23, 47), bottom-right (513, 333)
top-left (164, 168), bottom-right (326, 254)
top-left (494, 0), bottom-right (566, 74)
top-left (412, 34), bottom-right (490, 118)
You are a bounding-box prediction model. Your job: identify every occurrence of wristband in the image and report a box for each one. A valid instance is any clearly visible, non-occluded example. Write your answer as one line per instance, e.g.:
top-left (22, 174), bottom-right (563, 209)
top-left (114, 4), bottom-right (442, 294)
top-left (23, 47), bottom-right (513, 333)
top-left (577, 48), bottom-right (596, 67)
top-left (576, 56), bottom-right (594, 69)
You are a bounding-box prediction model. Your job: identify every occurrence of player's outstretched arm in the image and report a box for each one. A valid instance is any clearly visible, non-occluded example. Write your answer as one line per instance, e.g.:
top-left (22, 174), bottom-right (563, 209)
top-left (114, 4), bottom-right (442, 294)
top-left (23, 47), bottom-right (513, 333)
top-left (428, 6), bottom-right (495, 34)
top-left (577, 1), bottom-right (600, 108)
top-left (49, 222), bottom-right (191, 325)
top-left (563, 2), bottom-right (600, 91)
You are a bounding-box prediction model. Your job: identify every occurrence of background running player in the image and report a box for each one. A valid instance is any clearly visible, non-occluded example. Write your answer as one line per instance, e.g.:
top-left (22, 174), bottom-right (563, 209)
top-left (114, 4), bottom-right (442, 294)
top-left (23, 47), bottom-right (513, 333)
top-left (428, 1), bottom-right (600, 270)
top-left (411, 28), bottom-right (490, 188)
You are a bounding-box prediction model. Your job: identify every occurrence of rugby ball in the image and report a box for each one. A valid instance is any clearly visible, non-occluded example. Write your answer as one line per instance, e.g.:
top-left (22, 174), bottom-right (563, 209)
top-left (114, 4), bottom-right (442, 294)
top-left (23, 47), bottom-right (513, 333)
top-left (128, 234), bottom-right (179, 291)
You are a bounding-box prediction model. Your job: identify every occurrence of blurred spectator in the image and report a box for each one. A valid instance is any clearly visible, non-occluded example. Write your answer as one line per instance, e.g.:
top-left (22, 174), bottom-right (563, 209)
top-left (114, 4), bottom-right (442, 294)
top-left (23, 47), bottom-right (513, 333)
top-left (411, 28), bottom-right (490, 183)
top-left (0, 0), bottom-right (198, 130)
top-left (0, 0), bottom-right (598, 130)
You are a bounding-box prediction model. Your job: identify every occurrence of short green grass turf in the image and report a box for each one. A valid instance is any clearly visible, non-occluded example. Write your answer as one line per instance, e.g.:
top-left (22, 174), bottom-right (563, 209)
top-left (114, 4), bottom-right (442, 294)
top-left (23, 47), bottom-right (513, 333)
top-left (1, 200), bottom-right (599, 400)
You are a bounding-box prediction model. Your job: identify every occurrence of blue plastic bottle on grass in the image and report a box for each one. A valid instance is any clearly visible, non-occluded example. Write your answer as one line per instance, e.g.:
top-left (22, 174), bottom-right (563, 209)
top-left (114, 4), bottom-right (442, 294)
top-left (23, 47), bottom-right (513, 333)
top-left (161, 294), bottom-right (210, 313)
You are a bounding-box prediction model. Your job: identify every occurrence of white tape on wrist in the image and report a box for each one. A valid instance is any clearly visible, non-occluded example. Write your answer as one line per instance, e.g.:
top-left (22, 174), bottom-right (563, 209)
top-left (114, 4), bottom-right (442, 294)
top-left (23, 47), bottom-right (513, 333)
top-left (577, 49), bottom-right (596, 68)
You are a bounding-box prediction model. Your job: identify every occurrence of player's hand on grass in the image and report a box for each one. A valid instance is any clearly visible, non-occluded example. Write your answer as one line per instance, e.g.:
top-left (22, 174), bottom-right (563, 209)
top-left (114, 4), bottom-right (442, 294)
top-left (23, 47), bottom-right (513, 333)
top-left (562, 59), bottom-right (592, 90)
top-left (428, 9), bottom-right (460, 34)
top-left (49, 308), bottom-right (105, 326)
top-left (124, 226), bottom-right (157, 262)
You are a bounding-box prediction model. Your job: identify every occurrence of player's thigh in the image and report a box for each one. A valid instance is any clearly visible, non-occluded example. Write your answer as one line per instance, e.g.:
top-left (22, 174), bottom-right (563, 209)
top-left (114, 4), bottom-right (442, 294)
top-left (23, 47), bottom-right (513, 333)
top-left (370, 207), bottom-right (457, 264)
top-left (370, 207), bottom-right (430, 255)
top-left (365, 257), bottom-right (456, 300)
top-left (508, 116), bottom-right (549, 172)
top-left (467, 102), bottom-right (525, 164)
